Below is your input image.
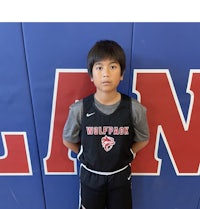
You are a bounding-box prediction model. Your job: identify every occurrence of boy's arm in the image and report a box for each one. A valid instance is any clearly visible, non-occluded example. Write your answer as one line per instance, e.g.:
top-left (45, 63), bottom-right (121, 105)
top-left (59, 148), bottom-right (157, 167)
top-left (131, 140), bottom-right (149, 156)
top-left (62, 100), bottom-right (83, 154)
top-left (131, 99), bottom-right (150, 156)
top-left (63, 140), bottom-right (80, 154)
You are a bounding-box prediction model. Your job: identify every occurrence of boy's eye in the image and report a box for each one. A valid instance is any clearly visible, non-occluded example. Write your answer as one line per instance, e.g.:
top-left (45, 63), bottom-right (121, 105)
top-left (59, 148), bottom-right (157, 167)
top-left (110, 65), bottom-right (117, 69)
top-left (95, 66), bottom-right (103, 70)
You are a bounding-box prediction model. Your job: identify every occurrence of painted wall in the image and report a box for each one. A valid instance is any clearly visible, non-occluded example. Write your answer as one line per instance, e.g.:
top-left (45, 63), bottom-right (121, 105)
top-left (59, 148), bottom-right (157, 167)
top-left (0, 22), bottom-right (199, 209)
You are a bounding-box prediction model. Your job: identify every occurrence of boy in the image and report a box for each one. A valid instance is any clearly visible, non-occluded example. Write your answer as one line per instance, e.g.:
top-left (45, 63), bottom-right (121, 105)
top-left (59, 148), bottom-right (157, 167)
top-left (63, 40), bottom-right (149, 209)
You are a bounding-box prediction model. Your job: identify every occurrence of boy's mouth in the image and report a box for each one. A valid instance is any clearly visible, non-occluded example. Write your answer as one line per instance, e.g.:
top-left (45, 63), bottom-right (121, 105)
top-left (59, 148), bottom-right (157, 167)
top-left (102, 81), bottom-right (111, 85)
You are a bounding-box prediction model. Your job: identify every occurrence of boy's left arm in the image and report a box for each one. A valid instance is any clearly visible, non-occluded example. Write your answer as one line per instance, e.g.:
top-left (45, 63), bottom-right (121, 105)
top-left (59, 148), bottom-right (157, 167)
top-left (131, 140), bottom-right (149, 155)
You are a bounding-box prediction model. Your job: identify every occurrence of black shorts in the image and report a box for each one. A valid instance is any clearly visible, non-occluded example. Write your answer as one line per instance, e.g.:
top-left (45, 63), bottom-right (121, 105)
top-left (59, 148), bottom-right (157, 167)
top-left (79, 165), bottom-right (132, 209)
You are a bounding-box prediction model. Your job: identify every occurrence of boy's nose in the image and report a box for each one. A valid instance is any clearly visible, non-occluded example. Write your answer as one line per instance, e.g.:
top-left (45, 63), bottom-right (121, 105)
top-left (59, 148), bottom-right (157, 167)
top-left (103, 68), bottom-right (109, 77)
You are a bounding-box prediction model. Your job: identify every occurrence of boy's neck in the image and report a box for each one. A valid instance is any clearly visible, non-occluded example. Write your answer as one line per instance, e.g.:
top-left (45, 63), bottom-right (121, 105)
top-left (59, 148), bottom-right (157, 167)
top-left (94, 91), bottom-right (121, 105)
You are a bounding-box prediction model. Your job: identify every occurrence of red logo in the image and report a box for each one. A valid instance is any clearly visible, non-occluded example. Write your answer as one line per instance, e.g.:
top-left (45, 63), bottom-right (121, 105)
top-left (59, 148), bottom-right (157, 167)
top-left (101, 135), bottom-right (115, 152)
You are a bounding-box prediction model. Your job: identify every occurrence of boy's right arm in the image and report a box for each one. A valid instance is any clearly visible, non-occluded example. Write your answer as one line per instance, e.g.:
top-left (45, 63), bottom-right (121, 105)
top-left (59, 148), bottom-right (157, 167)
top-left (63, 140), bottom-right (80, 154)
top-left (62, 100), bottom-right (83, 154)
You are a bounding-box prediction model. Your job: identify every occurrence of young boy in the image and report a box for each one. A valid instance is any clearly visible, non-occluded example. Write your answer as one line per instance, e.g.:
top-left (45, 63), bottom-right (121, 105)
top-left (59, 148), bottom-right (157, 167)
top-left (63, 40), bottom-right (149, 209)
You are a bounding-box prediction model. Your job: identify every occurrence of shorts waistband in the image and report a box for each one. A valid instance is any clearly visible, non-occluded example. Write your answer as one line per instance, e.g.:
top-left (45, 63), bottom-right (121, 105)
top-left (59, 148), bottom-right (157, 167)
top-left (80, 164), bottom-right (129, 176)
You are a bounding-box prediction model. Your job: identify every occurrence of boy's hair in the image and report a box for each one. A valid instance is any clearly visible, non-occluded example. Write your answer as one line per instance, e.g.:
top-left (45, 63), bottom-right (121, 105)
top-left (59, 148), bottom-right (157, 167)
top-left (87, 40), bottom-right (126, 77)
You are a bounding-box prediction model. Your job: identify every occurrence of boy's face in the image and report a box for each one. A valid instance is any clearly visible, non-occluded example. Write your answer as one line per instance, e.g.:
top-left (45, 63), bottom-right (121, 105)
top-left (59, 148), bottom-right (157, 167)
top-left (91, 59), bottom-right (123, 93)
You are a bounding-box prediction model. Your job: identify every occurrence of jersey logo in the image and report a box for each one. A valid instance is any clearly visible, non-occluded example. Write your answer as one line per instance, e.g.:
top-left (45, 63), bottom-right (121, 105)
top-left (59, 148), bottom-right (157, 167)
top-left (86, 112), bottom-right (95, 117)
top-left (101, 135), bottom-right (115, 152)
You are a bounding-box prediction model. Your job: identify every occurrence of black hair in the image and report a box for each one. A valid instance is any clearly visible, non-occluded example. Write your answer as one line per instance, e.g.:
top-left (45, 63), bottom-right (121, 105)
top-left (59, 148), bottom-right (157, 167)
top-left (87, 40), bottom-right (126, 77)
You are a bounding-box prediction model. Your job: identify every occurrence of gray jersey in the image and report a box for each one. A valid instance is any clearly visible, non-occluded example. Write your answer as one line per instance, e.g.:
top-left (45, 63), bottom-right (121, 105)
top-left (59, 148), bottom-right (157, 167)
top-left (63, 96), bottom-right (149, 143)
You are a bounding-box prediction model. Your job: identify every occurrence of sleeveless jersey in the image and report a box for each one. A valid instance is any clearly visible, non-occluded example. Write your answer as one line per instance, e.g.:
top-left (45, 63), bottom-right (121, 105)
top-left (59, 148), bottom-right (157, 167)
top-left (78, 94), bottom-right (135, 172)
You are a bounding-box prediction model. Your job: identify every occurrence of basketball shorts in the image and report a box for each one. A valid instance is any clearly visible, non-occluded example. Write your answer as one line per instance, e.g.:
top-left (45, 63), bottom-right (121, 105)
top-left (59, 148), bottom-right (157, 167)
top-left (79, 165), bottom-right (132, 209)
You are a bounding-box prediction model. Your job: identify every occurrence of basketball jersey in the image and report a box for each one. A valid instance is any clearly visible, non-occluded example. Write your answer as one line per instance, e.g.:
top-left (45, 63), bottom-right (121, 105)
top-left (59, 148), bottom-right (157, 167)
top-left (78, 94), bottom-right (135, 172)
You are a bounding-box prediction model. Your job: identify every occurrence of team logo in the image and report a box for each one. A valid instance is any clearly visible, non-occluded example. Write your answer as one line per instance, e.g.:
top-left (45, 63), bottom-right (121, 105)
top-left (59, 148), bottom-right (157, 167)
top-left (101, 135), bottom-right (115, 152)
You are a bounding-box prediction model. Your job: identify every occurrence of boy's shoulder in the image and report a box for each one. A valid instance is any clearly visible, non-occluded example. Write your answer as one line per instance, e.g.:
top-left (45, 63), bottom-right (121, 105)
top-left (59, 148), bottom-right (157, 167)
top-left (130, 97), bottom-right (147, 112)
top-left (70, 99), bottom-right (83, 110)
top-left (121, 93), bottom-right (140, 104)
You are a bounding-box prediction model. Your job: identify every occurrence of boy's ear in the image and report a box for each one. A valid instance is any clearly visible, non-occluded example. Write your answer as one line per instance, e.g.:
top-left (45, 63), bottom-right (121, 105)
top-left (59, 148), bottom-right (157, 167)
top-left (120, 74), bottom-right (124, 80)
